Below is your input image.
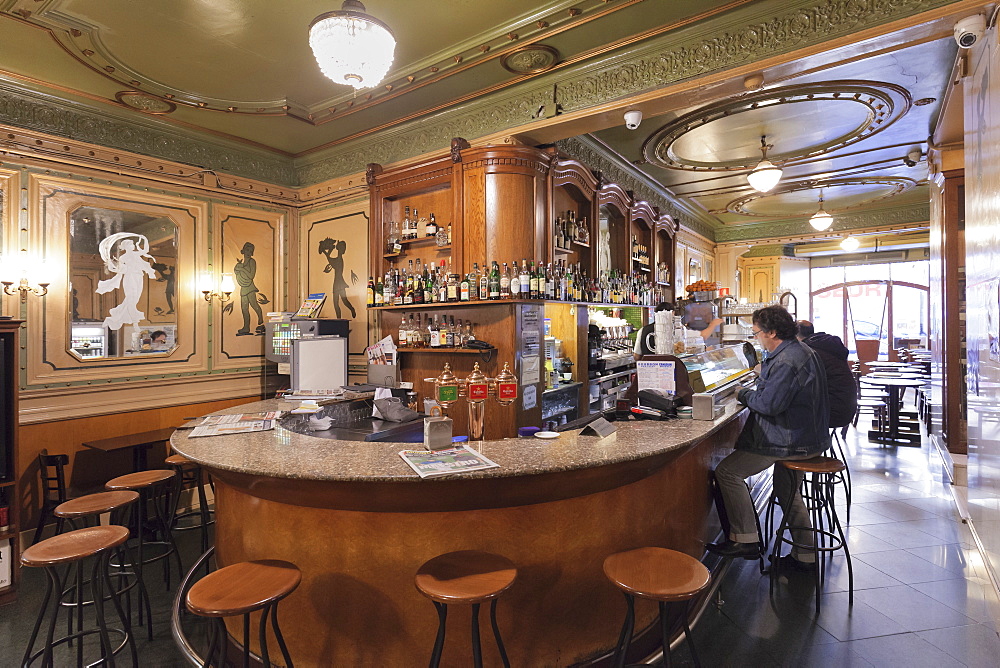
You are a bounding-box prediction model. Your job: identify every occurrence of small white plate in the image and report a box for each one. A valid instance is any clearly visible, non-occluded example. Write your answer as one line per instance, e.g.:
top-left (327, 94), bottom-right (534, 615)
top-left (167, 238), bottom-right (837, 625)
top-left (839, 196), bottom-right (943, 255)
top-left (534, 431), bottom-right (560, 439)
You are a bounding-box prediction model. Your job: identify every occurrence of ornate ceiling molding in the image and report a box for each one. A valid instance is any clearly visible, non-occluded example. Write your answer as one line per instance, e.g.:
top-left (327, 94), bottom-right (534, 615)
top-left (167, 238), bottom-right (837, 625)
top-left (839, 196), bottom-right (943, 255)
top-left (743, 244), bottom-right (796, 257)
top-left (721, 176), bottom-right (916, 217)
top-left (299, 0), bottom-right (958, 184)
top-left (0, 80), bottom-right (296, 185)
top-left (555, 135), bottom-right (717, 241)
top-left (642, 81), bottom-right (910, 171)
top-left (714, 203), bottom-right (930, 242)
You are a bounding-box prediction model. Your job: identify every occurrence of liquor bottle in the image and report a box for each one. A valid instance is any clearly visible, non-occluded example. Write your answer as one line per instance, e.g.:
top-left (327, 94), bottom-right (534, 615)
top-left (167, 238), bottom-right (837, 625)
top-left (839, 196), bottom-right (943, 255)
top-left (404, 261), bottom-right (415, 305)
top-left (568, 211), bottom-right (578, 242)
top-left (519, 260), bottom-right (530, 296)
top-left (508, 261), bottom-right (519, 298)
top-left (460, 272), bottom-right (470, 301)
top-left (429, 316), bottom-right (440, 348)
top-left (447, 224), bottom-right (452, 245)
top-left (412, 209), bottom-right (420, 239)
top-left (528, 260), bottom-right (539, 299)
top-left (479, 264), bottom-right (489, 300)
top-left (436, 220), bottom-right (449, 248)
top-left (366, 276), bottom-right (375, 307)
top-left (437, 262), bottom-right (448, 303)
top-left (545, 263), bottom-right (555, 299)
top-left (413, 272), bottom-right (424, 304)
top-left (382, 270), bottom-right (392, 304)
top-left (403, 206), bottom-right (412, 241)
top-left (488, 261), bottom-right (501, 299)
top-left (439, 317), bottom-right (449, 347)
top-left (446, 316), bottom-right (456, 347)
top-left (424, 263), bottom-right (435, 303)
top-left (421, 315), bottom-right (432, 347)
top-left (375, 274), bottom-right (384, 306)
top-left (579, 216), bottom-right (590, 244)
top-left (398, 315), bottom-right (409, 348)
top-left (426, 213), bottom-right (438, 238)
top-left (387, 219), bottom-right (401, 254)
top-left (447, 273), bottom-right (460, 302)
top-left (500, 262), bottom-right (511, 298)
top-left (468, 263), bottom-right (480, 301)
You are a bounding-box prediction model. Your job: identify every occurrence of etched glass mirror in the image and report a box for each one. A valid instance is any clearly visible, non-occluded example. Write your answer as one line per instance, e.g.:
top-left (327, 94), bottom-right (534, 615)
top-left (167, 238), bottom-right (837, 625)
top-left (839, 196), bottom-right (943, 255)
top-left (68, 206), bottom-right (178, 359)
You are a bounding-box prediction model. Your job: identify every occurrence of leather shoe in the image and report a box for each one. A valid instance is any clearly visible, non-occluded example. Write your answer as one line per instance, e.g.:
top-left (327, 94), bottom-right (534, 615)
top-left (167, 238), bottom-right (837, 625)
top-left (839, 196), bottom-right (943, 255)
top-left (769, 554), bottom-right (817, 573)
top-left (705, 540), bottom-right (760, 560)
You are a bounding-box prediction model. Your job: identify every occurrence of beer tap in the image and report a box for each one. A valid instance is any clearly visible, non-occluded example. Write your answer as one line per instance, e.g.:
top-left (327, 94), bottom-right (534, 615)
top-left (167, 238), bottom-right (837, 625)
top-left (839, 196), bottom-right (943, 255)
top-left (427, 361), bottom-right (519, 443)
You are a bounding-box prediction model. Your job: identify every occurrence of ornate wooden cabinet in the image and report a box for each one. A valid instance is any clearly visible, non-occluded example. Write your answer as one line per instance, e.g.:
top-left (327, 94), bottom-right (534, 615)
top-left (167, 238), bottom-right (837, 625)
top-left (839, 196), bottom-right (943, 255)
top-left (0, 319), bottom-right (22, 605)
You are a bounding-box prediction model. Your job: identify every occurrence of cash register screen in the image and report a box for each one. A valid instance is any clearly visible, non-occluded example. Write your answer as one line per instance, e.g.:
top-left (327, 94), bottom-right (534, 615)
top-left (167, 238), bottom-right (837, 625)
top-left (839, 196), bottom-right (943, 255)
top-left (291, 337), bottom-right (347, 392)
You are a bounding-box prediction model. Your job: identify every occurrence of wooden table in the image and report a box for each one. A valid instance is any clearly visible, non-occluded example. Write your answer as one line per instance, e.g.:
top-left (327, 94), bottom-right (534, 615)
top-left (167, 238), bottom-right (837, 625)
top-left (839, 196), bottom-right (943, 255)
top-left (859, 377), bottom-right (925, 446)
top-left (82, 427), bottom-right (176, 472)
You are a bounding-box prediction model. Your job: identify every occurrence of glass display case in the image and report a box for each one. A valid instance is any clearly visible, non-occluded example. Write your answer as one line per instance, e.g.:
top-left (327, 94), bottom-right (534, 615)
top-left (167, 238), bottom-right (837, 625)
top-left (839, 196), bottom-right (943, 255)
top-left (679, 343), bottom-right (757, 393)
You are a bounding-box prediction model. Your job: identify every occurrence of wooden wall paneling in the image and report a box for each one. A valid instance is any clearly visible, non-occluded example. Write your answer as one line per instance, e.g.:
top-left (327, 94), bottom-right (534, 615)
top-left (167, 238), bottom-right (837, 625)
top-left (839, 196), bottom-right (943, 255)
top-left (27, 175), bottom-right (210, 384)
top-left (17, 396), bottom-right (249, 530)
top-left (544, 303), bottom-right (589, 419)
top-left (462, 164), bottom-right (488, 272)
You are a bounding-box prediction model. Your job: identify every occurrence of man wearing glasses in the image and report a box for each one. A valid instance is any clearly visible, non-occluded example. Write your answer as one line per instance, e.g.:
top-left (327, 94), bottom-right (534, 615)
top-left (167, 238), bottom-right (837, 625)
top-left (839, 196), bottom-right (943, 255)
top-left (706, 305), bottom-right (830, 572)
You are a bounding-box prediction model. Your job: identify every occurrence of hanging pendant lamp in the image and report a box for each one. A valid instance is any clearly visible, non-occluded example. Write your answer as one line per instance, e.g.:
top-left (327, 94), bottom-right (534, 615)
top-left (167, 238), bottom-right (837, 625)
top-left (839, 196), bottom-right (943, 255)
top-left (309, 0), bottom-right (396, 90)
top-left (747, 135), bottom-right (782, 192)
top-left (809, 190), bottom-right (833, 231)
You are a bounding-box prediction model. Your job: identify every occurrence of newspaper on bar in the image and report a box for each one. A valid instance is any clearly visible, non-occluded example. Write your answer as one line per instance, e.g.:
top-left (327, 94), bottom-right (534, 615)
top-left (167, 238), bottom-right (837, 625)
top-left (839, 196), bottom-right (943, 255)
top-left (398, 446), bottom-right (499, 478)
top-left (188, 412), bottom-right (281, 437)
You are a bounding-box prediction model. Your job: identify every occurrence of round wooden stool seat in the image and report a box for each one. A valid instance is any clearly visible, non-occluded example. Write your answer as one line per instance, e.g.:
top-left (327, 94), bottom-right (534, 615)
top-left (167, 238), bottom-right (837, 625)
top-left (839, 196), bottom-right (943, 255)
top-left (165, 454), bottom-right (197, 468)
top-left (105, 469), bottom-right (174, 490)
top-left (54, 490), bottom-right (139, 518)
top-left (415, 550), bottom-right (517, 605)
top-left (21, 525), bottom-right (130, 567)
top-left (186, 560), bottom-right (301, 617)
top-left (780, 456), bottom-right (845, 475)
top-left (603, 547), bottom-right (710, 602)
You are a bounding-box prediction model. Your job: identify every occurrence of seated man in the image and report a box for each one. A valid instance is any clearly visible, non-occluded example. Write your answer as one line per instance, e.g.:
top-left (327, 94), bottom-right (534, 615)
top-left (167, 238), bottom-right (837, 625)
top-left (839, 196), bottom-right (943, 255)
top-left (796, 320), bottom-right (857, 429)
top-left (707, 305), bottom-right (830, 570)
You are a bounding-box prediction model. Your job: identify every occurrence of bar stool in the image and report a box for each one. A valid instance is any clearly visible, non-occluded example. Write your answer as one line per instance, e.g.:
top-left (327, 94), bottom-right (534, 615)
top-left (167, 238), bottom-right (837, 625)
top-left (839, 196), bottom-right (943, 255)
top-left (166, 454), bottom-right (214, 553)
top-left (106, 469), bottom-right (183, 635)
top-left (770, 456), bottom-right (854, 614)
top-left (415, 550), bottom-right (517, 668)
top-left (603, 547), bottom-right (710, 668)
top-left (32, 452), bottom-right (70, 545)
top-left (185, 559), bottom-right (300, 668)
top-left (53, 491), bottom-right (150, 648)
top-left (20, 525), bottom-right (138, 668)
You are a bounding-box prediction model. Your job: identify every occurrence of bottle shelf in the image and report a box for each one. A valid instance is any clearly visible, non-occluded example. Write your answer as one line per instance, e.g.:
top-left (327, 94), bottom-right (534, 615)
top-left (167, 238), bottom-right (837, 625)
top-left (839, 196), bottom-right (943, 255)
top-left (371, 299), bottom-right (656, 311)
top-left (383, 243), bottom-right (450, 258)
top-left (396, 348), bottom-right (487, 354)
top-left (572, 240), bottom-right (591, 249)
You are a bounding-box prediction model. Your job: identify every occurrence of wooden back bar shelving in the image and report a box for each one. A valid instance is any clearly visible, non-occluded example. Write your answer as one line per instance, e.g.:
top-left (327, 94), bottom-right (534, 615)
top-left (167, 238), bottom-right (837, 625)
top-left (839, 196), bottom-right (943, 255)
top-left (368, 140), bottom-right (676, 438)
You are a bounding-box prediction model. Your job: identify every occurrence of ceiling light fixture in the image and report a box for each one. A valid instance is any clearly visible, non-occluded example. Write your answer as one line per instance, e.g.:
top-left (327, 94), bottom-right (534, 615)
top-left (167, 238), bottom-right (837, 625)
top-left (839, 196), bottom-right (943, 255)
top-left (840, 235), bottom-right (860, 252)
top-left (747, 135), bottom-right (782, 192)
top-left (309, 0), bottom-right (396, 90)
top-left (809, 190), bottom-right (833, 231)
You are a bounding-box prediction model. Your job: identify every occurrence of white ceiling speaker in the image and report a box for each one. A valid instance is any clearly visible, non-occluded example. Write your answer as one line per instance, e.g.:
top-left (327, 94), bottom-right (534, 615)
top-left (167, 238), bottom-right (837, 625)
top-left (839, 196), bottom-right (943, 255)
top-left (747, 135), bottom-right (782, 192)
top-left (624, 110), bottom-right (643, 130)
top-left (809, 190), bottom-right (833, 231)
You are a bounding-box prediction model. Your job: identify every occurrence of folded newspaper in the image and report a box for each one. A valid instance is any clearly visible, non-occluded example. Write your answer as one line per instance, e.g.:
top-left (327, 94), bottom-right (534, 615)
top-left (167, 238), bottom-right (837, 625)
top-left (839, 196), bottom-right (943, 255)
top-left (398, 446), bottom-right (499, 478)
top-left (188, 412), bottom-right (282, 438)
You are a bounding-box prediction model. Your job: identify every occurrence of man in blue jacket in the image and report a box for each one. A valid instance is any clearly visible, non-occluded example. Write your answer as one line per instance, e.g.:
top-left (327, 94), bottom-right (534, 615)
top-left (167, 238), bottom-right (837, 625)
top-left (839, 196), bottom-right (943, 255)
top-left (707, 305), bottom-right (830, 570)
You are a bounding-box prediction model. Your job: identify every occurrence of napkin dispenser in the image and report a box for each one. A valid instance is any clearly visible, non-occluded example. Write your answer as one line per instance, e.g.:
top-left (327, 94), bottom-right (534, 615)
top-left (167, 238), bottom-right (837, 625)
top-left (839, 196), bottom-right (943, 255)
top-left (423, 416), bottom-right (454, 451)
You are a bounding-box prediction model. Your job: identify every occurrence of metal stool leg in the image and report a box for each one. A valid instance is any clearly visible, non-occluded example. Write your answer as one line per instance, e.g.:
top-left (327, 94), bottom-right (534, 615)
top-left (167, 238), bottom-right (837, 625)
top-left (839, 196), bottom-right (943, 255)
top-left (681, 601), bottom-right (700, 668)
top-left (489, 598), bottom-right (510, 668)
top-left (658, 602), bottom-right (672, 668)
top-left (21, 564), bottom-right (58, 667)
top-left (612, 592), bottom-right (635, 668)
top-left (471, 602), bottom-right (483, 668)
top-left (429, 602), bottom-right (447, 668)
top-left (270, 603), bottom-right (293, 668)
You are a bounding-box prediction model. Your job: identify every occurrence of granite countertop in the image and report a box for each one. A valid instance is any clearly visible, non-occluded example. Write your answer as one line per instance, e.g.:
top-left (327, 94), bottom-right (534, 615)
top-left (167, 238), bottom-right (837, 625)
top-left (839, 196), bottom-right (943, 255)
top-left (170, 399), bottom-right (745, 483)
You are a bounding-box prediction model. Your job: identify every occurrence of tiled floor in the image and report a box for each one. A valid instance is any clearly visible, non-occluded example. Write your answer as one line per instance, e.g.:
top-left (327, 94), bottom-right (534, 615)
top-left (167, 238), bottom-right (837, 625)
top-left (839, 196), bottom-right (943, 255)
top-left (2, 417), bottom-right (1000, 667)
top-left (672, 418), bottom-right (1000, 667)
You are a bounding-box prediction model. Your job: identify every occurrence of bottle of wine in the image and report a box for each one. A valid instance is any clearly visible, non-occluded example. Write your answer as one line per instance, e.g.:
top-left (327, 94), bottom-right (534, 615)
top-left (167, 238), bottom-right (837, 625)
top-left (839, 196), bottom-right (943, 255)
top-left (519, 260), bottom-right (530, 296)
top-left (366, 277), bottom-right (375, 307)
top-left (500, 262), bottom-right (511, 299)
top-left (479, 263), bottom-right (489, 300)
top-left (489, 261), bottom-right (501, 299)
top-left (508, 261), bottom-right (520, 298)
top-left (528, 260), bottom-right (539, 299)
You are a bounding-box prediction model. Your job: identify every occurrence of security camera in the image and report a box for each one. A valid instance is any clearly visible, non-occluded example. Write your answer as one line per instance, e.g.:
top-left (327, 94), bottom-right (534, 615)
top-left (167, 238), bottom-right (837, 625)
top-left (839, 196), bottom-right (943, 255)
top-left (903, 149), bottom-right (922, 167)
top-left (624, 110), bottom-right (642, 130)
top-left (954, 15), bottom-right (986, 48)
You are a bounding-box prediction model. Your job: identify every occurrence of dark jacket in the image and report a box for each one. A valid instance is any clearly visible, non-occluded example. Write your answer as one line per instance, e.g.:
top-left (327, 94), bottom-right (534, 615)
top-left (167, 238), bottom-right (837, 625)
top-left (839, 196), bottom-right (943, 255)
top-left (735, 339), bottom-right (830, 457)
top-left (803, 332), bottom-right (857, 428)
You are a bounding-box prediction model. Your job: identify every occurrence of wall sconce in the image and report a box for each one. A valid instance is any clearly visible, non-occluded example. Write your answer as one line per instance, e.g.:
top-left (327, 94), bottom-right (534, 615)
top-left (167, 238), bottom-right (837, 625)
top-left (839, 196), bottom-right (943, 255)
top-left (201, 273), bottom-right (235, 303)
top-left (0, 250), bottom-right (50, 303)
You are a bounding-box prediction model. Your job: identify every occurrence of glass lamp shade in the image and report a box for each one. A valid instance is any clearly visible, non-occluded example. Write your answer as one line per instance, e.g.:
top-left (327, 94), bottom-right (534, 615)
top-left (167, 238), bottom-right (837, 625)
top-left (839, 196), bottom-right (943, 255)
top-left (840, 236), bottom-right (860, 251)
top-left (219, 273), bottom-right (236, 294)
top-left (309, 1), bottom-right (396, 90)
top-left (809, 210), bottom-right (833, 231)
top-left (746, 160), bottom-right (782, 192)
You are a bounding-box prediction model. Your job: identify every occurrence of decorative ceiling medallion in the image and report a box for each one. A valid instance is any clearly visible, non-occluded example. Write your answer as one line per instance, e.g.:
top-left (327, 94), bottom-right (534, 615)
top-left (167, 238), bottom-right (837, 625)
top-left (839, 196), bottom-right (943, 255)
top-left (642, 81), bottom-right (910, 172)
top-left (723, 177), bottom-right (916, 218)
top-left (115, 91), bottom-right (175, 115)
top-left (501, 45), bottom-right (559, 74)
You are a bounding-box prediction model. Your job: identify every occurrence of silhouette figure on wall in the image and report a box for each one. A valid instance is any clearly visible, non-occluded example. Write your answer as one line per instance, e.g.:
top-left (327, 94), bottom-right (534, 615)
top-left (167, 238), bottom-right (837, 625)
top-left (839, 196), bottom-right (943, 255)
top-left (319, 238), bottom-right (358, 319)
top-left (234, 241), bottom-right (268, 336)
top-left (151, 262), bottom-right (175, 314)
top-left (95, 232), bottom-right (156, 330)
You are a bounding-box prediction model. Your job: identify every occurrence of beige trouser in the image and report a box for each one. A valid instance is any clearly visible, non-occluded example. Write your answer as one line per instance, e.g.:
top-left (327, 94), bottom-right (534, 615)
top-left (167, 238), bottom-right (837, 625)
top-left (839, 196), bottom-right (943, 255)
top-left (715, 449), bottom-right (817, 563)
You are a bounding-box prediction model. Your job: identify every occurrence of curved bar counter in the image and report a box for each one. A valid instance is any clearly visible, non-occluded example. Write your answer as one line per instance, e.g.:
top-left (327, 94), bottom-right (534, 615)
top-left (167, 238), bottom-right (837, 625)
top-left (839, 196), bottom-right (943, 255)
top-left (171, 400), bottom-right (747, 667)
